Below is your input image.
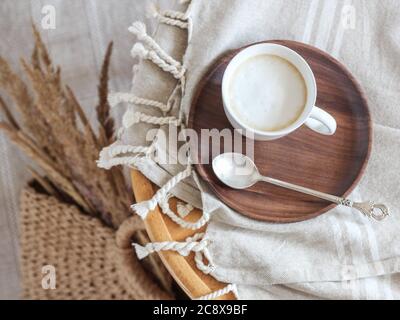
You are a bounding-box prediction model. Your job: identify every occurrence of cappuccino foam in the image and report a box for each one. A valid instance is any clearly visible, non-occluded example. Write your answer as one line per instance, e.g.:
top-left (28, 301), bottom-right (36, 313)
top-left (228, 54), bottom-right (307, 132)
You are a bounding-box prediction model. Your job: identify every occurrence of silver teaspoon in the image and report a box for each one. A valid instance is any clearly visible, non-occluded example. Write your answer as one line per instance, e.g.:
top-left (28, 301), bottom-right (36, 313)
top-left (212, 153), bottom-right (389, 221)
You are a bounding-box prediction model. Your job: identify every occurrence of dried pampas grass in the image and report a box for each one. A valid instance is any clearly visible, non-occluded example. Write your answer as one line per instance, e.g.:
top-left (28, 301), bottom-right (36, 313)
top-left (0, 25), bottom-right (173, 295)
top-left (0, 25), bottom-right (129, 226)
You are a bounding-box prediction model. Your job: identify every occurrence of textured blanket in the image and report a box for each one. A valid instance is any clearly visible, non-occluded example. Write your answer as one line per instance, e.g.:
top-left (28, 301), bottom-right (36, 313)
top-left (100, 0), bottom-right (400, 299)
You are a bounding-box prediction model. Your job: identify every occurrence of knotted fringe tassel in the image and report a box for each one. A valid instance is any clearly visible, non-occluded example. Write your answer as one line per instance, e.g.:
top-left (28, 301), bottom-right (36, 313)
top-left (196, 284), bottom-right (239, 300)
top-left (159, 196), bottom-right (210, 230)
top-left (148, 0), bottom-right (194, 45)
top-left (162, 193), bottom-right (194, 217)
top-left (106, 144), bottom-right (153, 158)
top-left (133, 233), bottom-right (215, 274)
top-left (97, 142), bottom-right (155, 170)
top-left (148, 4), bottom-right (189, 29)
top-left (131, 42), bottom-right (185, 80)
top-left (122, 109), bottom-right (181, 129)
top-left (97, 156), bottom-right (142, 170)
top-left (163, 9), bottom-right (188, 21)
top-left (131, 164), bottom-right (192, 219)
top-left (108, 92), bottom-right (170, 113)
top-left (129, 22), bottom-right (184, 72)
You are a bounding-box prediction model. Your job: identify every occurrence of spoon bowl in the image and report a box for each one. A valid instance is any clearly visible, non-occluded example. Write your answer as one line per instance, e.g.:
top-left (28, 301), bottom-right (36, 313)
top-left (212, 153), bottom-right (260, 189)
top-left (211, 153), bottom-right (389, 221)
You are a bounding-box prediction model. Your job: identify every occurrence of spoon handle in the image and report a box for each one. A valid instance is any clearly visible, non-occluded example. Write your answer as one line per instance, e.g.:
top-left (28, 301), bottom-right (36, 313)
top-left (260, 176), bottom-right (389, 221)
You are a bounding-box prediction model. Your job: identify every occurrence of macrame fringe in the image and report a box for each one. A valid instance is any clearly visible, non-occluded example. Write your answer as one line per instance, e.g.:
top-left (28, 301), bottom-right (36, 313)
top-left (164, 9), bottom-right (188, 21)
top-left (117, 0), bottom-right (209, 233)
top-left (108, 92), bottom-right (170, 113)
top-left (129, 21), bottom-right (181, 68)
top-left (122, 109), bottom-right (181, 128)
top-left (159, 197), bottom-right (209, 230)
top-left (97, 155), bottom-right (140, 170)
top-left (133, 232), bottom-right (215, 274)
top-left (148, 4), bottom-right (189, 29)
top-left (98, 0), bottom-right (225, 299)
top-left (195, 284), bottom-right (239, 300)
top-left (130, 42), bottom-right (185, 80)
top-left (98, 1), bottom-right (203, 228)
top-left (97, 142), bottom-right (155, 170)
top-left (131, 164), bottom-right (192, 219)
top-left (129, 21), bottom-right (186, 81)
top-left (106, 144), bottom-right (153, 158)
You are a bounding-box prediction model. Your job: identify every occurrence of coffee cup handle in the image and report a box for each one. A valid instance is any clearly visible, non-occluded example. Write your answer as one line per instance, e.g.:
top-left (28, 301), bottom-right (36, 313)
top-left (305, 106), bottom-right (337, 135)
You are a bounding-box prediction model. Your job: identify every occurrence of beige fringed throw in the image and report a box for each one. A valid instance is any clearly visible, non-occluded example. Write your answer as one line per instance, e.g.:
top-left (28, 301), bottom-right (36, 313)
top-left (99, 0), bottom-right (400, 299)
top-left (19, 187), bottom-right (171, 300)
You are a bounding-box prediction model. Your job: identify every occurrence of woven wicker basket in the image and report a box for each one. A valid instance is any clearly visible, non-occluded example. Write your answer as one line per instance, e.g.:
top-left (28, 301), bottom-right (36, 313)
top-left (19, 186), bottom-right (171, 300)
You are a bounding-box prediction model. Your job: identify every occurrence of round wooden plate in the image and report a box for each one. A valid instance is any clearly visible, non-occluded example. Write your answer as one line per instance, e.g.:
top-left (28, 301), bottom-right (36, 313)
top-left (188, 40), bottom-right (372, 223)
top-left (130, 170), bottom-right (234, 300)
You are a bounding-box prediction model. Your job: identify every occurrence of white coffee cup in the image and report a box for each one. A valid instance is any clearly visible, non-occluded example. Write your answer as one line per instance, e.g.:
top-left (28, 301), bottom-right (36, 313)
top-left (222, 43), bottom-right (337, 141)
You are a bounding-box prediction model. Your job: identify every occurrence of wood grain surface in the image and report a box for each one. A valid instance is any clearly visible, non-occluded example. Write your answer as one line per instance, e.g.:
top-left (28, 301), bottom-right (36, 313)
top-left (189, 40), bottom-right (372, 223)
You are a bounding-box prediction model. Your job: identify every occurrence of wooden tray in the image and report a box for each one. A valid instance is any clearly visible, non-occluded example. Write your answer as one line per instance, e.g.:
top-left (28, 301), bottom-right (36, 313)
top-left (188, 40), bottom-right (372, 223)
top-left (130, 170), bottom-right (235, 300)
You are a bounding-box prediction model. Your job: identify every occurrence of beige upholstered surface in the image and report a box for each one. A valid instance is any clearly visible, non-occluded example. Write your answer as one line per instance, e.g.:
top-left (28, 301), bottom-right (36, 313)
top-left (0, 0), bottom-right (168, 300)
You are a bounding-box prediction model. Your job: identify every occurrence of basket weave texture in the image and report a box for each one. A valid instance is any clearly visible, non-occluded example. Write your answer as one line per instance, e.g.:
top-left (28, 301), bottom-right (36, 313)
top-left (19, 187), bottom-right (171, 300)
